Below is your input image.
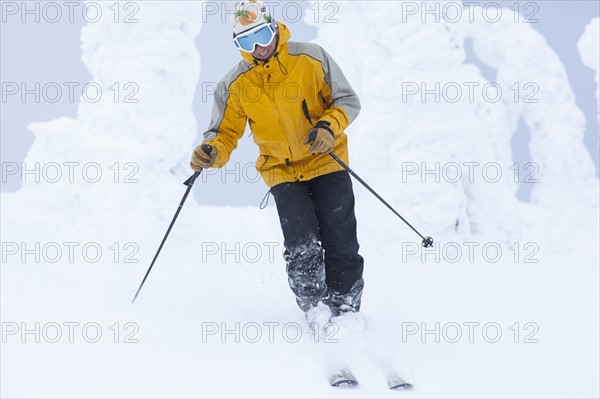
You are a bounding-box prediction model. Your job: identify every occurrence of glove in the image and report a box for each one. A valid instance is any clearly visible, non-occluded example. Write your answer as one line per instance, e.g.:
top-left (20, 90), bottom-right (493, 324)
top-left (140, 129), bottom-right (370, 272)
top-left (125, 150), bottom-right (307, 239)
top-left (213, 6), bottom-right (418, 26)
top-left (304, 127), bottom-right (335, 154)
top-left (190, 144), bottom-right (218, 171)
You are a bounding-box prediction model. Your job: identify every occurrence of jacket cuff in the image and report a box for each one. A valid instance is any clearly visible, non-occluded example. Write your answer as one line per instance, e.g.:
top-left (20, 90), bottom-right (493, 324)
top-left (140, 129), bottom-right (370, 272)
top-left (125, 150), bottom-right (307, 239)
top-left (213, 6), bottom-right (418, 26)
top-left (315, 120), bottom-right (335, 137)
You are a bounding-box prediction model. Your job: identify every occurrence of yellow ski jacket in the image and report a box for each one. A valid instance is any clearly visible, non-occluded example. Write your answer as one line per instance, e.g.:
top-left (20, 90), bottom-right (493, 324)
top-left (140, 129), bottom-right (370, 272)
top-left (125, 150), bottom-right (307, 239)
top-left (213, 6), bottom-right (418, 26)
top-left (202, 22), bottom-right (361, 187)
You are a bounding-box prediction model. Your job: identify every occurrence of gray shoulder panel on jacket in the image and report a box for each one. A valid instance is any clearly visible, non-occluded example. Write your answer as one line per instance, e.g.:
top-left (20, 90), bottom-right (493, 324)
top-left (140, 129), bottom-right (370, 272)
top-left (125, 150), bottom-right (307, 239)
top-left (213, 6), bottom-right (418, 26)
top-left (203, 60), bottom-right (252, 142)
top-left (287, 42), bottom-right (360, 124)
top-left (287, 41), bottom-right (328, 72)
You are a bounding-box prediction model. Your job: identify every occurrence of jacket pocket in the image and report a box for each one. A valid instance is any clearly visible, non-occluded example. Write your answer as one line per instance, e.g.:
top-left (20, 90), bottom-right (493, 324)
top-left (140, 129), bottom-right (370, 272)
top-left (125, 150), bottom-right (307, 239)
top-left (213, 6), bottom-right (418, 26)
top-left (301, 99), bottom-right (313, 125)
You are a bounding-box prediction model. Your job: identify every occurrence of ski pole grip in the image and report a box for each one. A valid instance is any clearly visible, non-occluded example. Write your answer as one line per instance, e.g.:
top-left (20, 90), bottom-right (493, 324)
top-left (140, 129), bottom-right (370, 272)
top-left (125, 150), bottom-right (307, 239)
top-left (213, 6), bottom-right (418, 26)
top-left (307, 130), bottom-right (317, 144)
top-left (184, 145), bottom-right (213, 186)
top-left (201, 144), bottom-right (213, 155)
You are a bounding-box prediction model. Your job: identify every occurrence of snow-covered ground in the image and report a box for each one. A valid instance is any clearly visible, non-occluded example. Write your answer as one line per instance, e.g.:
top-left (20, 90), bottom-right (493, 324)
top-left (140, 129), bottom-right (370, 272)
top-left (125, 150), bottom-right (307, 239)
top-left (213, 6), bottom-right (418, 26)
top-left (2, 201), bottom-right (598, 398)
top-left (1, 1), bottom-right (599, 397)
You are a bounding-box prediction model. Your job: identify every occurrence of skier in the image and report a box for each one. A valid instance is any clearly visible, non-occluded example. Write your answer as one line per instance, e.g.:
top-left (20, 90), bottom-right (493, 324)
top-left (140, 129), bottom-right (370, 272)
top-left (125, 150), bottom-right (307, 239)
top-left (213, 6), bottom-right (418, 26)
top-left (191, 1), bottom-right (364, 334)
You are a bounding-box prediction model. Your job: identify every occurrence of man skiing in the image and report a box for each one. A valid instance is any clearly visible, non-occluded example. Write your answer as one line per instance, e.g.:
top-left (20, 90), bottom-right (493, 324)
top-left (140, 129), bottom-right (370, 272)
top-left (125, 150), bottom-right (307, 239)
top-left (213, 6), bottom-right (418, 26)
top-left (191, 1), bottom-right (364, 333)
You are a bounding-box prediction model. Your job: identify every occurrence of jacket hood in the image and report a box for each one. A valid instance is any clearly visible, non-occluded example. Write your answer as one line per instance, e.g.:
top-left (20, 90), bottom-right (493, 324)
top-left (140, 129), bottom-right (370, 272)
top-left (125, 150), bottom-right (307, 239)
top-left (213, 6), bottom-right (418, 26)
top-left (239, 21), bottom-right (291, 64)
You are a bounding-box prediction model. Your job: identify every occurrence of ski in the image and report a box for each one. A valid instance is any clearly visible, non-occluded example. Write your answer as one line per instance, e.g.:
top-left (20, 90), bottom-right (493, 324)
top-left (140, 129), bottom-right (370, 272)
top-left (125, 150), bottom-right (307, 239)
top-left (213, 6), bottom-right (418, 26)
top-left (387, 372), bottom-right (413, 390)
top-left (329, 368), bottom-right (358, 387)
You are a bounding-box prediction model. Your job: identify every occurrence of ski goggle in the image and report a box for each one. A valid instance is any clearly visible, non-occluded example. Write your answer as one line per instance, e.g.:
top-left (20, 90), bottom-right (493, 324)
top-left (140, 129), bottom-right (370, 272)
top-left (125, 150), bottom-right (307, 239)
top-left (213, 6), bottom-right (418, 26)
top-left (233, 22), bottom-right (276, 53)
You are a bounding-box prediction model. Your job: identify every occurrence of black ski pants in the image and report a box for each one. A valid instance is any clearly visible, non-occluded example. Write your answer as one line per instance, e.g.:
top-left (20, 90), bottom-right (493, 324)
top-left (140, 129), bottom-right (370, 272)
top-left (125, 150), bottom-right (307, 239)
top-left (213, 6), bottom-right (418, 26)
top-left (270, 170), bottom-right (364, 315)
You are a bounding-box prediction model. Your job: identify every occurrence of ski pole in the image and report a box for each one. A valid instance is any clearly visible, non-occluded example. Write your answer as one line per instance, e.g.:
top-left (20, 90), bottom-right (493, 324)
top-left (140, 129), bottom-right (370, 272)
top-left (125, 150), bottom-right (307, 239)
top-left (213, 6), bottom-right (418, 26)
top-left (131, 144), bottom-right (212, 303)
top-left (307, 131), bottom-right (433, 247)
top-left (329, 152), bottom-right (433, 247)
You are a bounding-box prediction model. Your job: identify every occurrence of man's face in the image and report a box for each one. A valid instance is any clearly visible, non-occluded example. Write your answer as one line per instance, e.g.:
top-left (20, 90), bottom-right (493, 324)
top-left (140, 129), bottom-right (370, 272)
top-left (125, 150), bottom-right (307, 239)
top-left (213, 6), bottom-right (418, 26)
top-left (251, 29), bottom-right (278, 61)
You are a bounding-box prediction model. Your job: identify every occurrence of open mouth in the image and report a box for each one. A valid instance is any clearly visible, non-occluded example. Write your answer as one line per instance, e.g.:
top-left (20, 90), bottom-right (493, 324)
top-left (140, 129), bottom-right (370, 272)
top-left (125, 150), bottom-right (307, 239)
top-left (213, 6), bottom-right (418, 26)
top-left (255, 46), bottom-right (269, 57)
